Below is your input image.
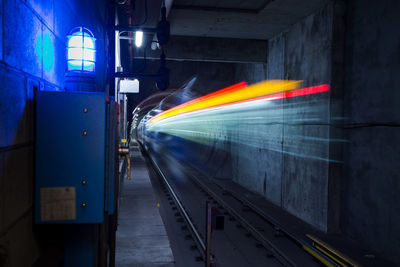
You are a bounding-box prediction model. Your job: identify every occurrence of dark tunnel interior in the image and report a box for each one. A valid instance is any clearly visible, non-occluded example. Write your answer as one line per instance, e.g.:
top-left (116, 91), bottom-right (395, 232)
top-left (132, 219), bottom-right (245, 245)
top-left (0, 0), bottom-right (399, 266)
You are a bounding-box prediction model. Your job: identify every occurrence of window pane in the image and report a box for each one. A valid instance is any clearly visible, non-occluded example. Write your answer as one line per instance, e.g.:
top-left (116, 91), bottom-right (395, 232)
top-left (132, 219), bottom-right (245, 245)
top-left (83, 49), bottom-right (95, 61)
top-left (68, 35), bottom-right (83, 48)
top-left (68, 47), bottom-right (83, 60)
top-left (83, 37), bottom-right (95, 49)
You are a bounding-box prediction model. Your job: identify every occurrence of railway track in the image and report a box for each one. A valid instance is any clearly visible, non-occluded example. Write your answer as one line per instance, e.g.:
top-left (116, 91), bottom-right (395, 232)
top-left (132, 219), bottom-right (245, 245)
top-left (143, 149), bottom-right (355, 267)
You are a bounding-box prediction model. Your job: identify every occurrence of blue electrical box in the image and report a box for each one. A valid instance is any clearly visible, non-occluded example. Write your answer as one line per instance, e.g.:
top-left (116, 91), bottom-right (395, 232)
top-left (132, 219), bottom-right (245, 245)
top-left (105, 99), bottom-right (118, 215)
top-left (35, 91), bottom-right (109, 224)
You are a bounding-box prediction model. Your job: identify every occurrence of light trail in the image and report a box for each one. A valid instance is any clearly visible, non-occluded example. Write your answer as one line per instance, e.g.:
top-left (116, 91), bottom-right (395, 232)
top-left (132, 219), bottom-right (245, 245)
top-left (141, 81), bottom-right (345, 162)
top-left (149, 80), bottom-right (302, 123)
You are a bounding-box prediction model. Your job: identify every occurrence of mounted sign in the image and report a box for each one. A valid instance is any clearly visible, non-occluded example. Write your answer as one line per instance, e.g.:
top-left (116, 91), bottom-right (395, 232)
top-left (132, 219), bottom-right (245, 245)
top-left (120, 79), bottom-right (139, 93)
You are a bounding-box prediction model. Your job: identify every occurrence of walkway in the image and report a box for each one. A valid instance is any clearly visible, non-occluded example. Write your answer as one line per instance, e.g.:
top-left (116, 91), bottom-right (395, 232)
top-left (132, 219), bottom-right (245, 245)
top-left (115, 150), bottom-right (175, 267)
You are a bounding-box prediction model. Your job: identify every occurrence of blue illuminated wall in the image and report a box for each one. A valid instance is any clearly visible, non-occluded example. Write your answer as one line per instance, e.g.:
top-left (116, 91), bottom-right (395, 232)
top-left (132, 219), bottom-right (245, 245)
top-left (0, 0), bottom-right (109, 266)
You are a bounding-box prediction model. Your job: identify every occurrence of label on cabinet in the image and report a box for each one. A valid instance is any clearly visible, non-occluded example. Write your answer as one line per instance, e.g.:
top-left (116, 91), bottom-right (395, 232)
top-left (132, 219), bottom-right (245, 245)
top-left (40, 187), bottom-right (76, 221)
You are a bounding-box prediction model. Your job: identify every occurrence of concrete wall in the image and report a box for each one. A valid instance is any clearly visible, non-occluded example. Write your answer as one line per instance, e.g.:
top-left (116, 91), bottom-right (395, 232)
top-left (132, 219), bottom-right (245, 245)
top-left (127, 35), bottom-right (268, 114)
top-left (0, 0), bottom-right (108, 266)
top-left (229, 0), bottom-right (400, 263)
top-left (342, 0), bottom-right (400, 264)
top-left (230, 3), bottom-right (338, 232)
top-left (147, 36), bottom-right (268, 63)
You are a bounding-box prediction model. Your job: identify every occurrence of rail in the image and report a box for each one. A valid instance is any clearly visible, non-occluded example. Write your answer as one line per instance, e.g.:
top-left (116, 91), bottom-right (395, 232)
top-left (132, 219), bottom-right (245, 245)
top-left (141, 143), bottom-right (355, 267)
top-left (146, 154), bottom-right (207, 261)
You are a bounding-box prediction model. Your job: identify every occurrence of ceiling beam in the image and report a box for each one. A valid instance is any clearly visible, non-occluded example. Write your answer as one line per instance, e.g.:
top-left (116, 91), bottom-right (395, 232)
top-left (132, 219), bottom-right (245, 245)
top-left (146, 35), bottom-right (268, 63)
top-left (171, 0), bottom-right (274, 14)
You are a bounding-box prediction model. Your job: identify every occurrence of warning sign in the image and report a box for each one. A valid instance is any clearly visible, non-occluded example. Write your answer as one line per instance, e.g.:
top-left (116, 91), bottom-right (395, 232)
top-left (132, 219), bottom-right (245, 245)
top-left (40, 187), bottom-right (76, 221)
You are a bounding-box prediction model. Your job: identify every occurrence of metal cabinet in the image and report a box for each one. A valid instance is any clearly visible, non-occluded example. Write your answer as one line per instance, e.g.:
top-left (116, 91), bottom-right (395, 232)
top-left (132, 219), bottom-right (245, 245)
top-left (35, 91), bottom-right (119, 266)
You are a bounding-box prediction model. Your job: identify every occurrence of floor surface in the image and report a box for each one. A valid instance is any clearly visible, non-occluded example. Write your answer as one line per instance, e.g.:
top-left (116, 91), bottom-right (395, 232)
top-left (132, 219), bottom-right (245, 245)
top-left (115, 151), bottom-right (175, 267)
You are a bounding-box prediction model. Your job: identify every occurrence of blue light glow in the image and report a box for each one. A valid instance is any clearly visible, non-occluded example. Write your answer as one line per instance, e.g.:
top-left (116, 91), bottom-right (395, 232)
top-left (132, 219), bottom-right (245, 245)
top-left (35, 31), bottom-right (54, 73)
top-left (43, 32), bottom-right (54, 72)
top-left (67, 27), bottom-right (96, 72)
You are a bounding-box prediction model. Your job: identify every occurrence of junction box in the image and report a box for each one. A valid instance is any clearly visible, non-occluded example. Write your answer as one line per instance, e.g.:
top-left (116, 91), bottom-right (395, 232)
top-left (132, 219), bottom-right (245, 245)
top-left (35, 91), bottom-right (120, 266)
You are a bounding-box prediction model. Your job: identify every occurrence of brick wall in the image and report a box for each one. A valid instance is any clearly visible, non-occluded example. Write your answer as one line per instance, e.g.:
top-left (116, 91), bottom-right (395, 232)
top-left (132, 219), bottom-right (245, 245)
top-left (0, 0), bottom-right (108, 266)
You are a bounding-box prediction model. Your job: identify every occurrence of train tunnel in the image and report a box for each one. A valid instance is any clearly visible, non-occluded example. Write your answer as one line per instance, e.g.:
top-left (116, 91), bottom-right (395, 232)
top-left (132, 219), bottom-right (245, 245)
top-left (0, 0), bottom-right (399, 266)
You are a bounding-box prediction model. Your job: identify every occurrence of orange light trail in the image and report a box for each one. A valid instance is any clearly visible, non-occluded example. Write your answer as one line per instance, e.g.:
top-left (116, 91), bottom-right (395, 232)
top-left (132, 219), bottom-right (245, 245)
top-left (150, 84), bottom-right (331, 124)
top-left (149, 80), bottom-right (302, 123)
top-left (223, 83), bottom-right (331, 108)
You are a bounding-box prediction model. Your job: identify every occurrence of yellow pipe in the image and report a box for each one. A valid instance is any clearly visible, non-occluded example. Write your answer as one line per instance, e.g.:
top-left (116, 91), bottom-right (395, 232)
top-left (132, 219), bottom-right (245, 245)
top-left (306, 234), bottom-right (361, 267)
top-left (303, 245), bottom-right (335, 267)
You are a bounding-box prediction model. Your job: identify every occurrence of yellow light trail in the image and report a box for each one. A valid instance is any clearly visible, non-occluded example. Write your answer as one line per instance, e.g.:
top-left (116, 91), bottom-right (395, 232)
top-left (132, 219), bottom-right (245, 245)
top-left (149, 80), bottom-right (302, 124)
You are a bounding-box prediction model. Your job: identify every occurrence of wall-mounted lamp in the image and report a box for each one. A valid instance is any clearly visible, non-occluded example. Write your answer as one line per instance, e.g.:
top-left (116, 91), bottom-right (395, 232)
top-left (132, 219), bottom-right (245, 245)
top-left (65, 27), bottom-right (97, 92)
top-left (67, 27), bottom-right (96, 73)
top-left (135, 31), bottom-right (143, 48)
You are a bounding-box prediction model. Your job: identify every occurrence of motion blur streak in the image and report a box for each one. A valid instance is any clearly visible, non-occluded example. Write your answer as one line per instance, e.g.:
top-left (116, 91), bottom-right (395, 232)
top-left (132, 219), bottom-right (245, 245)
top-left (144, 82), bottom-right (343, 162)
top-left (149, 80), bottom-right (302, 123)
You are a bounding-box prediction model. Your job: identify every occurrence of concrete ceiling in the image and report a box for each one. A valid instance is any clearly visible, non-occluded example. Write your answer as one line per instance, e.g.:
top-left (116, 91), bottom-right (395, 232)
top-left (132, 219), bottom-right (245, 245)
top-left (169, 0), bottom-right (330, 40)
top-left (116, 0), bottom-right (163, 28)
